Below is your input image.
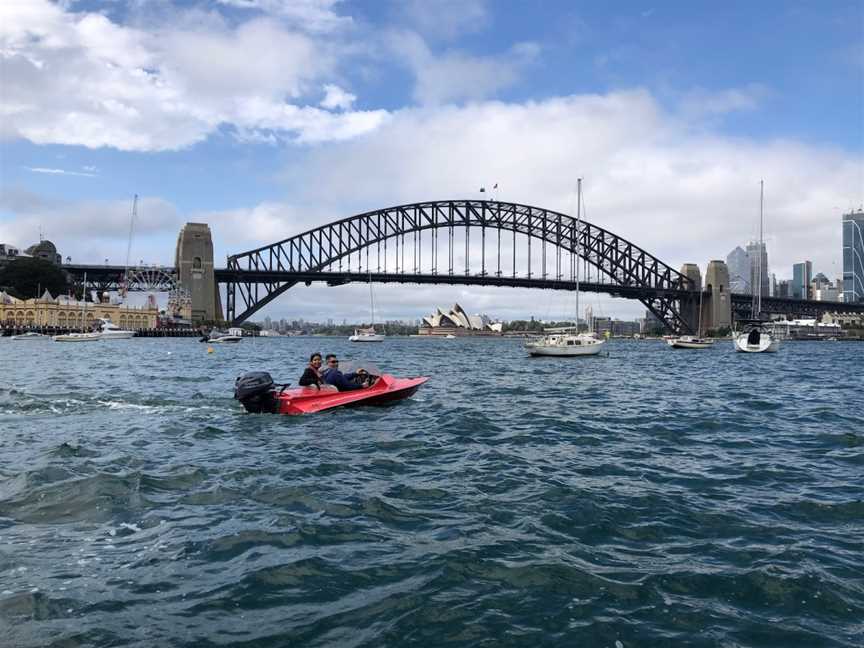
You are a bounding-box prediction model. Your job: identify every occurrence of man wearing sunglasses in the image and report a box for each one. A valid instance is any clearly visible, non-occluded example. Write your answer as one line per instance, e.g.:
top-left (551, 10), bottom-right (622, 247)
top-left (320, 354), bottom-right (367, 391)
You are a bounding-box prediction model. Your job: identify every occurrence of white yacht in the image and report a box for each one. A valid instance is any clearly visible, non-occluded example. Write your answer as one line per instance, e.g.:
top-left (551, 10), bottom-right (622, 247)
top-left (206, 329), bottom-right (243, 343)
top-left (52, 332), bottom-right (102, 342)
top-left (667, 289), bottom-right (714, 349)
top-left (524, 178), bottom-right (605, 358)
top-left (350, 273), bottom-right (386, 342)
top-left (349, 326), bottom-right (385, 342)
top-left (525, 329), bottom-right (605, 356)
top-left (10, 332), bottom-right (47, 341)
top-left (98, 318), bottom-right (135, 339)
top-left (667, 335), bottom-right (714, 350)
top-left (733, 181), bottom-right (779, 354)
top-left (734, 321), bottom-right (780, 353)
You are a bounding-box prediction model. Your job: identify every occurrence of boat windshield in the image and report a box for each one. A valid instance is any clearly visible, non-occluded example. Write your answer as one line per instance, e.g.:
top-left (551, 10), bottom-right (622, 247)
top-left (339, 360), bottom-right (383, 376)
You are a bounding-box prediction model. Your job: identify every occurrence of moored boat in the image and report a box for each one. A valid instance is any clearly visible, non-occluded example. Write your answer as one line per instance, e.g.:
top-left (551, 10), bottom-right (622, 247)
top-left (98, 318), bottom-right (135, 339)
top-left (52, 332), bottom-right (102, 342)
top-left (525, 330), bottom-right (605, 356)
top-left (10, 332), bottom-right (48, 340)
top-left (667, 335), bottom-right (714, 349)
top-left (349, 326), bottom-right (385, 342)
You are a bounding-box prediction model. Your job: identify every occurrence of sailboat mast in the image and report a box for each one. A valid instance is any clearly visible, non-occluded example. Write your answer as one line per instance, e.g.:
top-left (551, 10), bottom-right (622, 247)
top-left (758, 180), bottom-right (763, 317)
top-left (576, 178), bottom-right (581, 331)
top-left (369, 273), bottom-right (375, 327)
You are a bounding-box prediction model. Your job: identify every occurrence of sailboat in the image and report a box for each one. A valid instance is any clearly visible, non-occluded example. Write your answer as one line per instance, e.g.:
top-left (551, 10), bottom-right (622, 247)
top-left (525, 178), bottom-right (605, 357)
top-left (733, 180), bottom-right (779, 353)
top-left (349, 272), bottom-right (385, 342)
top-left (667, 283), bottom-right (714, 349)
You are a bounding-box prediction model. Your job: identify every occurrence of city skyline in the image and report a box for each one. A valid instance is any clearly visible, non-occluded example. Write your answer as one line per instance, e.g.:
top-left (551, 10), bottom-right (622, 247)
top-left (1, 1), bottom-right (862, 322)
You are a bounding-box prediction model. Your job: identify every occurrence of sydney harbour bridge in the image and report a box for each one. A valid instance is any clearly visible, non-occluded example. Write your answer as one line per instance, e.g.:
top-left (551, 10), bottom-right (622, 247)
top-left (63, 200), bottom-right (864, 333)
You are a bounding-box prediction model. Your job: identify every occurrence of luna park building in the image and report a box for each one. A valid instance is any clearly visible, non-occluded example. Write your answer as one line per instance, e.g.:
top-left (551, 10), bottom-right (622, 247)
top-left (0, 290), bottom-right (158, 330)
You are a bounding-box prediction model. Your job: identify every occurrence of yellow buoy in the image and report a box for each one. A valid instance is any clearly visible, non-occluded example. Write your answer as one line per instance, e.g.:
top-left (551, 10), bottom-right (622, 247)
top-left (207, 346), bottom-right (214, 353)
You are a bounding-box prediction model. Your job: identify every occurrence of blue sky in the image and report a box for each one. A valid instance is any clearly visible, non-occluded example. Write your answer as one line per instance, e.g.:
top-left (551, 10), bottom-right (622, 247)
top-left (1, 0), bottom-right (862, 321)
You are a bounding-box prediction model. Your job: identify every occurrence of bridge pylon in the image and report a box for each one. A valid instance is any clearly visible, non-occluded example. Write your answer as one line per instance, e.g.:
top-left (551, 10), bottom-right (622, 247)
top-left (175, 223), bottom-right (222, 323)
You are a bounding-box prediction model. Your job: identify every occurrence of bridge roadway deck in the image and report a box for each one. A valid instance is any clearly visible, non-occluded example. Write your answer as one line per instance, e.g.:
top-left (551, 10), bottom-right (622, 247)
top-left (63, 265), bottom-right (864, 316)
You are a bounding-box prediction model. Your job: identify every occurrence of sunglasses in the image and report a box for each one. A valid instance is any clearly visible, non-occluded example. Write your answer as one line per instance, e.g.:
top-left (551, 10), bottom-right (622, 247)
top-left (328, 360), bottom-right (339, 365)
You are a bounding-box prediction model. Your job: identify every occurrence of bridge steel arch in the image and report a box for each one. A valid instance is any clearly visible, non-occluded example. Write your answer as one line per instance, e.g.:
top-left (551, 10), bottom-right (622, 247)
top-left (224, 200), bottom-right (696, 330)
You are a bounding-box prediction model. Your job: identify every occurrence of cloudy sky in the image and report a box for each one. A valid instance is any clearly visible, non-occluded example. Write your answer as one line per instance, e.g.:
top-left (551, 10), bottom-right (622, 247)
top-left (1, 0), bottom-right (862, 322)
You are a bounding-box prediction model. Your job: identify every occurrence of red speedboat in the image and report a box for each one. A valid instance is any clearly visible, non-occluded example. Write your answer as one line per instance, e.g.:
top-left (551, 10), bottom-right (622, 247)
top-left (234, 372), bottom-right (428, 415)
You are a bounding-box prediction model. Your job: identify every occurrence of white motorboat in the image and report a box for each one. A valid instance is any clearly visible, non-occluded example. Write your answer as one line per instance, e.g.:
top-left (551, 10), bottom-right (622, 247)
top-left (444, 334), bottom-right (456, 339)
top-left (667, 335), bottom-right (714, 349)
top-left (733, 181), bottom-right (779, 354)
top-left (349, 327), bottom-right (385, 342)
top-left (525, 330), bottom-right (605, 356)
top-left (52, 332), bottom-right (102, 342)
top-left (207, 332), bottom-right (242, 343)
top-left (98, 318), bottom-right (135, 339)
top-left (10, 332), bottom-right (47, 340)
top-left (733, 322), bottom-right (779, 353)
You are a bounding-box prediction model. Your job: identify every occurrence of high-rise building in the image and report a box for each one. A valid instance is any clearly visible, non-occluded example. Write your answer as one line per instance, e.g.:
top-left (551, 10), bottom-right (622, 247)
top-left (726, 246), bottom-right (750, 293)
top-left (776, 280), bottom-right (790, 298)
top-left (746, 241), bottom-right (769, 297)
top-left (792, 261), bottom-right (812, 300)
top-left (842, 209), bottom-right (864, 303)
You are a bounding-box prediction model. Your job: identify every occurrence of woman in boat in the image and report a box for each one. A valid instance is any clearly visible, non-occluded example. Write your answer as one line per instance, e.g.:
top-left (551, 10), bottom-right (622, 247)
top-left (298, 352), bottom-right (324, 388)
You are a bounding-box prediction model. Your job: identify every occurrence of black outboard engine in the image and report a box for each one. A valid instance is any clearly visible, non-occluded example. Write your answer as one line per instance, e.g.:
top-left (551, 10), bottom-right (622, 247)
top-left (234, 371), bottom-right (280, 413)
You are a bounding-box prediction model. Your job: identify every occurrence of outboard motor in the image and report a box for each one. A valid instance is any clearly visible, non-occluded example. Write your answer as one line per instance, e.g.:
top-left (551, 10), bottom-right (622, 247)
top-left (234, 371), bottom-right (282, 413)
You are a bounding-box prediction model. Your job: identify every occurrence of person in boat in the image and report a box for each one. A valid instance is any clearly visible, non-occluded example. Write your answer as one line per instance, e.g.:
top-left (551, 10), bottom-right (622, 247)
top-left (321, 354), bottom-right (368, 391)
top-left (298, 352), bottom-right (324, 388)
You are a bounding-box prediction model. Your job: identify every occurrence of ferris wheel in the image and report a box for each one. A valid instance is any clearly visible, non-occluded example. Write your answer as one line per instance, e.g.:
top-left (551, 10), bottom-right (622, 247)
top-left (124, 267), bottom-right (177, 293)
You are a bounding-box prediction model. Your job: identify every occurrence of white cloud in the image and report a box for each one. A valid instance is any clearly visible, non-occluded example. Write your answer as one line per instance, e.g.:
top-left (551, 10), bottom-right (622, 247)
top-left (24, 166), bottom-right (96, 177)
top-left (215, 0), bottom-right (351, 32)
top-left (0, 0), bottom-right (385, 151)
top-left (678, 83), bottom-right (770, 119)
top-left (397, 0), bottom-right (489, 40)
top-left (320, 84), bottom-right (356, 110)
top-left (388, 30), bottom-right (540, 105)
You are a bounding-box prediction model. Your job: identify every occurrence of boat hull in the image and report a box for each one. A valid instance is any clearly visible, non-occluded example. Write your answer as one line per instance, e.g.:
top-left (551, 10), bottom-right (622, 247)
top-left (348, 335), bottom-right (385, 342)
top-left (733, 332), bottom-right (779, 353)
top-left (208, 336), bottom-right (242, 343)
top-left (274, 374), bottom-right (428, 415)
top-left (52, 333), bottom-right (102, 342)
top-left (667, 337), bottom-right (714, 349)
top-left (10, 333), bottom-right (47, 340)
top-left (525, 340), bottom-right (605, 356)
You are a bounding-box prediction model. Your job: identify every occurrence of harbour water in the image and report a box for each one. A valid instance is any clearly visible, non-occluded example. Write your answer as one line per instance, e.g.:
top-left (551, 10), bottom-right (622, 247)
top-left (1, 337), bottom-right (862, 647)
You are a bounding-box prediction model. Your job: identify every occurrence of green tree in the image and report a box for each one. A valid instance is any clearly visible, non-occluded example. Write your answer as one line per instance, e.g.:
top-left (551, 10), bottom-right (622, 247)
top-left (0, 258), bottom-right (69, 300)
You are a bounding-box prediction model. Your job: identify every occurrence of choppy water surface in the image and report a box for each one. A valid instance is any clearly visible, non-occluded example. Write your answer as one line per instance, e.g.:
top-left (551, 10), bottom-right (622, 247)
top-left (1, 336), bottom-right (862, 647)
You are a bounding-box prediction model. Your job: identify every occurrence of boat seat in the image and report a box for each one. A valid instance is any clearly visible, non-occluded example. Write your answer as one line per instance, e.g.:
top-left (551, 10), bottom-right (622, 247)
top-left (747, 329), bottom-right (761, 345)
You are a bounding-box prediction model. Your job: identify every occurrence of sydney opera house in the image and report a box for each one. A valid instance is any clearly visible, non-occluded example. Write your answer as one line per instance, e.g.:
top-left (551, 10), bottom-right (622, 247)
top-left (418, 303), bottom-right (503, 336)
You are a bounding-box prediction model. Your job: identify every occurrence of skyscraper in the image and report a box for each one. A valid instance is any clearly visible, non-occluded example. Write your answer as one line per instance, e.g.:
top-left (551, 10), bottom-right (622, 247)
top-left (746, 241), bottom-right (769, 297)
top-left (842, 209), bottom-right (864, 303)
top-left (726, 246), bottom-right (750, 293)
top-left (792, 261), bottom-right (812, 300)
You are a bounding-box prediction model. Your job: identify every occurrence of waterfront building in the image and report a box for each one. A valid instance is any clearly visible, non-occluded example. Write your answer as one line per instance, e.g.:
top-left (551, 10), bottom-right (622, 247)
top-left (419, 303), bottom-right (502, 336)
top-left (792, 261), bottom-right (812, 300)
top-left (726, 246), bottom-right (750, 293)
top-left (842, 209), bottom-right (864, 303)
top-left (0, 290), bottom-right (158, 329)
top-left (745, 241), bottom-right (769, 297)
